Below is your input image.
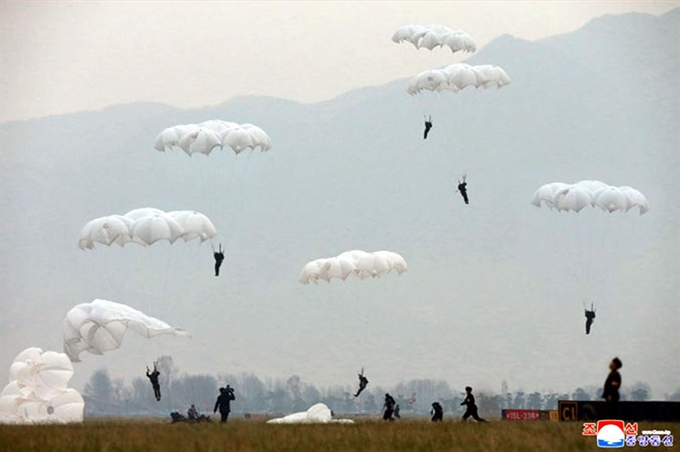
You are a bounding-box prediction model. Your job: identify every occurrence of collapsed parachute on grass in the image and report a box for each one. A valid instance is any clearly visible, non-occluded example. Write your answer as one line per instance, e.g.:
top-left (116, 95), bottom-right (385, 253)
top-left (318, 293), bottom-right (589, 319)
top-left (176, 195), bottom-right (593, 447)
top-left (0, 348), bottom-right (84, 424)
top-left (154, 120), bottom-right (272, 155)
top-left (266, 403), bottom-right (354, 424)
top-left (392, 25), bottom-right (476, 54)
top-left (299, 250), bottom-right (407, 284)
top-left (531, 180), bottom-right (649, 214)
top-left (78, 208), bottom-right (217, 250)
top-left (63, 299), bottom-right (191, 362)
top-left (408, 63), bottom-right (511, 95)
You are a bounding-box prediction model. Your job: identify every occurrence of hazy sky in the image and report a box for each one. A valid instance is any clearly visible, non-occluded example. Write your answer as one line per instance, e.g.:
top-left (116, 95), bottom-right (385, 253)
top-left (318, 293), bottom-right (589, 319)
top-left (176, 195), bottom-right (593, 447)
top-left (1, 1), bottom-right (678, 123)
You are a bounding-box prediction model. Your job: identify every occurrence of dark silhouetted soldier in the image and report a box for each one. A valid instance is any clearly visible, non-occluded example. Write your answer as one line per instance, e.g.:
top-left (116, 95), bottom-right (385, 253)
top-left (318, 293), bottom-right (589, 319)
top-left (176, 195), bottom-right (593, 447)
top-left (423, 116), bottom-right (433, 139)
top-left (354, 369), bottom-right (369, 397)
top-left (187, 404), bottom-right (199, 421)
top-left (431, 402), bottom-right (444, 422)
top-left (146, 363), bottom-right (161, 401)
top-left (214, 244), bottom-right (225, 276)
top-left (461, 386), bottom-right (487, 422)
top-left (585, 304), bottom-right (596, 335)
top-left (457, 175), bottom-right (469, 205)
top-left (383, 393), bottom-right (396, 421)
top-left (394, 404), bottom-right (401, 419)
top-left (214, 386), bottom-right (236, 423)
top-left (602, 357), bottom-right (622, 419)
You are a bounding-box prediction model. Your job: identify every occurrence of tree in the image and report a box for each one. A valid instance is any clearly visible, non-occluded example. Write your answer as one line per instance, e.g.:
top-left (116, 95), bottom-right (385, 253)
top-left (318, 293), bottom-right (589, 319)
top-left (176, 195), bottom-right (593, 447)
top-left (172, 374), bottom-right (218, 412)
top-left (572, 387), bottom-right (591, 401)
top-left (543, 393), bottom-right (559, 410)
top-left (629, 382), bottom-right (651, 401)
top-left (84, 368), bottom-right (114, 403)
top-left (666, 388), bottom-right (680, 402)
top-left (526, 392), bottom-right (543, 409)
top-left (513, 391), bottom-right (526, 409)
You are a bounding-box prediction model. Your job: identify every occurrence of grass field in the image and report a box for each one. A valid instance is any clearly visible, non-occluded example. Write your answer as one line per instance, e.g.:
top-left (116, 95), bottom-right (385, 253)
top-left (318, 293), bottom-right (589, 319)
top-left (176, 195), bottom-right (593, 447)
top-left (1, 419), bottom-right (677, 452)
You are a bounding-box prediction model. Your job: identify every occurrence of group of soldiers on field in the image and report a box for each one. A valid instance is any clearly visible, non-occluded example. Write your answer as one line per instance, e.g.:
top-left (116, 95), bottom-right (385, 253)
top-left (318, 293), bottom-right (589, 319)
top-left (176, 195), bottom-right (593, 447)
top-left (157, 357), bottom-right (622, 423)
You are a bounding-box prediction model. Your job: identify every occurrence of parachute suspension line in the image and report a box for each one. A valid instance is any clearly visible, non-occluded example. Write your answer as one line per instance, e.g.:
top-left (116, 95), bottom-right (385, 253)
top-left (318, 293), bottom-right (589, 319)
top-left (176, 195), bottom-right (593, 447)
top-left (158, 243), bottom-right (175, 319)
top-left (223, 150), bottom-right (255, 273)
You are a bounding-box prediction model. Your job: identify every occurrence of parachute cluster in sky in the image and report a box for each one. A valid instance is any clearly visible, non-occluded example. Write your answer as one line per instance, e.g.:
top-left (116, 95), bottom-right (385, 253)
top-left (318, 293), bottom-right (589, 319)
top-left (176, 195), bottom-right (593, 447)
top-left (392, 25), bottom-right (477, 54)
top-left (78, 208), bottom-right (217, 250)
top-left (0, 348), bottom-right (84, 424)
top-left (408, 63), bottom-right (511, 95)
top-left (299, 250), bottom-right (408, 285)
top-left (63, 299), bottom-right (191, 362)
top-left (531, 180), bottom-right (649, 214)
top-left (154, 120), bottom-right (272, 155)
top-left (266, 403), bottom-right (354, 424)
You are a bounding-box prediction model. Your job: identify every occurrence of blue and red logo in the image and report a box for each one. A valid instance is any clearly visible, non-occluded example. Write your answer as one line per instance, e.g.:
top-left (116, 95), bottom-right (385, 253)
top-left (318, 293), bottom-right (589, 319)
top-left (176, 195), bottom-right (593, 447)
top-left (583, 421), bottom-right (673, 448)
top-left (596, 420), bottom-right (625, 448)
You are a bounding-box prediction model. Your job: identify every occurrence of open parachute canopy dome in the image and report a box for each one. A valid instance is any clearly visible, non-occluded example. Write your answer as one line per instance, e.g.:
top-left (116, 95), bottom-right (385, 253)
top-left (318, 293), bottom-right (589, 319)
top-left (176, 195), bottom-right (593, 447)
top-left (531, 180), bottom-right (649, 214)
top-left (392, 25), bottom-right (477, 54)
top-left (63, 299), bottom-right (191, 362)
top-left (299, 250), bottom-right (408, 284)
top-left (407, 63), bottom-right (511, 95)
top-left (78, 208), bottom-right (217, 250)
top-left (154, 120), bottom-right (272, 155)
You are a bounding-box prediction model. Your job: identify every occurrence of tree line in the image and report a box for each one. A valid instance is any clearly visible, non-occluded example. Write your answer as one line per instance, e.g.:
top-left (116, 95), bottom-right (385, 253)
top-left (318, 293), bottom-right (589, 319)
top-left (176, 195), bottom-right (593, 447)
top-left (83, 356), bottom-right (676, 418)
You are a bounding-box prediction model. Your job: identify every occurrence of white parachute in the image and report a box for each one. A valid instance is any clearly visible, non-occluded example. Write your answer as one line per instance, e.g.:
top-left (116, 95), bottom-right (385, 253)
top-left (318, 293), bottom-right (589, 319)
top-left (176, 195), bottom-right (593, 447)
top-left (0, 348), bottom-right (84, 424)
top-left (531, 180), bottom-right (649, 309)
top-left (63, 299), bottom-right (191, 362)
top-left (531, 180), bottom-right (649, 214)
top-left (407, 63), bottom-right (511, 95)
top-left (266, 403), bottom-right (354, 424)
top-left (154, 120), bottom-right (272, 155)
top-left (78, 208), bottom-right (217, 250)
top-left (392, 25), bottom-right (477, 54)
top-left (299, 250), bottom-right (408, 284)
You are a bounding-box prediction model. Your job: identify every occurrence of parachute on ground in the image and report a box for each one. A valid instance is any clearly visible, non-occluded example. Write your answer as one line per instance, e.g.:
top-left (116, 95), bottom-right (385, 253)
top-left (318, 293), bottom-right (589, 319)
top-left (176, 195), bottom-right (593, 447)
top-left (299, 250), bottom-right (407, 284)
top-left (392, 25), bottom-right (476, 54)
top-left (78, 208), bottom-right (217, 250)
top-left (531, 180), bottom-right (649, 214)
top-left (63, 299), bottom-right (191, 362)
top-left (154, 120), bottom-right (272, 155)
top-left (0, 348), bottom-right (84, 424)
top-left (407, 63), bottom-right (511, 95)
top-left (266, 403), bottom-right (354, 424)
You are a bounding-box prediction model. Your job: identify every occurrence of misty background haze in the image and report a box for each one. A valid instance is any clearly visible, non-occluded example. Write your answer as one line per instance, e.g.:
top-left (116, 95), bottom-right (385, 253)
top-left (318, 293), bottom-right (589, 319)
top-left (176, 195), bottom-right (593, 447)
top-left (1, 5), bottom-right (678, 408)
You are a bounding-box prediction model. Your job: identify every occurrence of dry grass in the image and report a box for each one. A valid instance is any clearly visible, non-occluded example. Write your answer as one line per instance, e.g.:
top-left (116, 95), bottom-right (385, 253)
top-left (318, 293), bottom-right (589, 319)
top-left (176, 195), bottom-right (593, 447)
top-left (0, 418), bottom-right (677, 452)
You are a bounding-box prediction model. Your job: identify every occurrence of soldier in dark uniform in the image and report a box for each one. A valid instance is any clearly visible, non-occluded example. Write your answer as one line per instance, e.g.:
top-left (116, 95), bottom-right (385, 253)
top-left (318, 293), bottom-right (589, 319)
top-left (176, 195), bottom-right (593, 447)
top-left (585, 304), bottom-right (596, 335)
top-left (354, 369), bottom-right (369, 397)
top-left (431, 402), bottom-right (444, 422)
top-left (457, 175), bottom-right (469, 205)
top-left (146, 363), bottom-right (161, 401)
top-left (423, 116), bottom-right (433, 139)
top-left (461, 386), bottom-right (487, 422)
top-left (214, 385), bottom-right (236, 423)
top-left (213, 244), bottom-right (225, 276)
top-left (383, 393), bottom-right (396, 421)
top-left (602, 357), bottom-right (622, 418)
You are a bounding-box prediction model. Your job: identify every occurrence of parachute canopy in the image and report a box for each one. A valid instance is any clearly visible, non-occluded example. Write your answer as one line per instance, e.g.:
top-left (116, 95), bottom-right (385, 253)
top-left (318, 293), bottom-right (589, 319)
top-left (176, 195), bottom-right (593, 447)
top-left (154, 120), bottom-right (272, 155)
top-left (63, 299), bottom-right (191, 362)
top-left (408, 63), bottom-right (511, 95)
top-left (78, 208), bottom-right (217, 250)
top-left (266, 403), bottom-right (354, 424)
top-left (392, 25), bottom-right (476, 54)
top-left (299, 250), bottom-right (407, 285)
top-left (531, 180), bottom-right (649, 214)
top-left (0, 348), bottom-right (84, 424)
